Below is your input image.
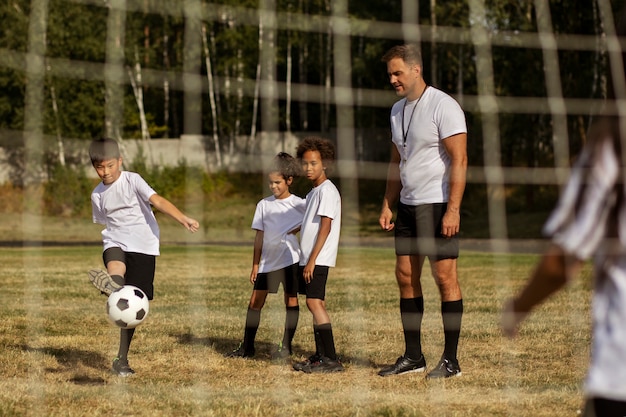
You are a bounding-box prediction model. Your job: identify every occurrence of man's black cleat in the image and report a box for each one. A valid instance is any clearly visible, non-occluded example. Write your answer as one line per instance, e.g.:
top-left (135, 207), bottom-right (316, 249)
top-left (378, 355), bottom-right (426, 377)
top-left (426, 357), bottom-right (461, 379)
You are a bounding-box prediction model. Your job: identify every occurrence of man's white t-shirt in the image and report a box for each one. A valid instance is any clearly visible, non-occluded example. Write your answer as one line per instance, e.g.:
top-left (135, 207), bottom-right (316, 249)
top-left (91, 171), bottom-right (160, 256)
top-left (299, 179), bottom-right (341, 267)
top-left (251, 194), bottom-right (306, 273)
top-left (389, 86), bottom-right (467, 206)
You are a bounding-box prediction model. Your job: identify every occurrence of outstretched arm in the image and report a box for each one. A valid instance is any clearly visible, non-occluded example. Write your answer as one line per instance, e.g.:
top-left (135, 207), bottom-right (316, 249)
top-left (149, 194), bottom-right (199, 232)
top-left (502, 244), bottom-right (583, 338)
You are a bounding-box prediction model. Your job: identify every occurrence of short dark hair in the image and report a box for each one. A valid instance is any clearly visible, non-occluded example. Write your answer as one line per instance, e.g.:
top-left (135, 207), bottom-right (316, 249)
top-left (296, 136), bottom-right (336, 164)
top-left (381, 44), bottom-right (422, 67)
top-left (272, 152), bottom-right (301, 179)
top-left (89, 137), bottom-right (120, 164)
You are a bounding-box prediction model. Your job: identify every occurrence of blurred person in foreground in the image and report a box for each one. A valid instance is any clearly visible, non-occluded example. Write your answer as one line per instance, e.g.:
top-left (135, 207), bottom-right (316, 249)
top-left (503, 8), bottom-right (626, 416)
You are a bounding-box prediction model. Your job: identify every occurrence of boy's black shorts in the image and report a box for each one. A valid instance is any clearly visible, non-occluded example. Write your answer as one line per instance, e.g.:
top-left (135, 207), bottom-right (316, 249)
top-left (394, 202), bottom-right (459, 260)
top-left (298, 265), bottom-right (329, 300)
top-left (254, 263), bottom-right (299, 294)
top-left (103, 247), bottom-right (156, 300)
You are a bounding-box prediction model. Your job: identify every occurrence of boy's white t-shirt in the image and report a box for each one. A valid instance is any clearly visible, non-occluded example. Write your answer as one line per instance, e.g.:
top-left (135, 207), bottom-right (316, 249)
top-left (251, 193), bottom-right (306, 273)
top-left (299, 179), bottom-right (341, 267)
top-left (91, 170), bottom-right (160, 256)
top-left (389, 86), bottom-right (467, 206)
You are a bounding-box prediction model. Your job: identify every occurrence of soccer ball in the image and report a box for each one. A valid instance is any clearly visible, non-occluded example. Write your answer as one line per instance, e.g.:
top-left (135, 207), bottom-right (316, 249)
top-left (106, 285), bottom-right (150, 329)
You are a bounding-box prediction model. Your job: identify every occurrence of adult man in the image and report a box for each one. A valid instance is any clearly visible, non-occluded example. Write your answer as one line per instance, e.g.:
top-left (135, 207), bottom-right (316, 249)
top-left (378, 44), bottom-right (467, 378)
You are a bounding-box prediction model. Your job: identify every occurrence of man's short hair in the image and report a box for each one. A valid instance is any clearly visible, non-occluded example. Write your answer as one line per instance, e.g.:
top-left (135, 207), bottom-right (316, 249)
top-left (382, 44), bottom-right (423, 67)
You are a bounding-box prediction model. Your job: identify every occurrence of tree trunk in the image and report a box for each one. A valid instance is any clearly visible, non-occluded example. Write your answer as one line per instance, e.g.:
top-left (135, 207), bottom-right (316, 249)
top-left (234, 47), bottom-right (244, 156)
top-left (285, 7), bottom-right (292, 133)
top-left (163, 29), bottom-right (170, 137)
top-left (322, 0), bottom-right (332, 133)
top-left (249, 20), bottom-right (262, 153)
top-left (201, 23), bottom-right (223, 168)
top-left (127, 48), bottom-right (151, 142)
top-left (430, 0), bottom-right (438, 86)
top-left (47, 68), bottom-right (65, 166)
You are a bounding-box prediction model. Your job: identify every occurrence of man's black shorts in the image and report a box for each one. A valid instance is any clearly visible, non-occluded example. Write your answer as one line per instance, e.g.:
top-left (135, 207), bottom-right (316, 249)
top-left (253, 263), bottom-right (299, 294)
top-left (103, 247), bottom-right (156, 300)
top-left (394, 202), bottom-right (459, 260)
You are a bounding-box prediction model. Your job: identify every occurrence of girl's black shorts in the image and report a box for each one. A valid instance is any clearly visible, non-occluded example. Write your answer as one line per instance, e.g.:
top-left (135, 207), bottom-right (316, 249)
top-left (254, 263), bottom-right (299, 294)
top-left (103, 247), bottom-right (156, 300)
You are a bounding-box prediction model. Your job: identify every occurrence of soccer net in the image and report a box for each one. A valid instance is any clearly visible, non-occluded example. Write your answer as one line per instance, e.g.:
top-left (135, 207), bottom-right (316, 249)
top-left (3, 0), bottom-right (623, 414)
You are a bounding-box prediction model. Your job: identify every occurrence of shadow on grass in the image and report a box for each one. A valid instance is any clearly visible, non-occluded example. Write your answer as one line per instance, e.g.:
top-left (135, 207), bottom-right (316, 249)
top-left (19, 344), bottom-right (107, 386)
top-left (170, 332), bottom-right (377, 368)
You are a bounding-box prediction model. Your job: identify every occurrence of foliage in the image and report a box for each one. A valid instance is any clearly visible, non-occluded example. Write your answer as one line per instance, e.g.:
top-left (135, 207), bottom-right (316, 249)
top-left (43, 163), bottom-right (93, 217)
top-left (1, 0), bottom-right (619, 166)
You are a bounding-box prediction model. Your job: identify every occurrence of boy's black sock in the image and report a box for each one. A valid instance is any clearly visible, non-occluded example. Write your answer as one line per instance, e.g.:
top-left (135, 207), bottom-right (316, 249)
top-left (282, 305), bottom-right (299, 351)
top-left (313, 325), bottom-right (324, 357)
top-left (400, 297), bottom-right (424, 360)
top-left (317, 323), bottom-right (337, 361)
top-left (111, 275), bottom-right (125, 286)
top-left (442, 299), bottom-right (463, 362)
top-left (118, 328), bottom-right (135, 360)
top-left (243, 307), bottom-right (261, 351)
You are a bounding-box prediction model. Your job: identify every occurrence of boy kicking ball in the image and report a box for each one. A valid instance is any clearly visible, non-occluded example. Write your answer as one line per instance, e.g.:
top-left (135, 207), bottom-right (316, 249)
top-left (87, 137), bottom-right (199, 376)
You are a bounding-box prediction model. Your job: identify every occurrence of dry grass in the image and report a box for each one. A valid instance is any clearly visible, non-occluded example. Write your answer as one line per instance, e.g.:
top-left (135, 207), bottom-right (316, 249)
top-left (0, 243), bottom-right (592, 417)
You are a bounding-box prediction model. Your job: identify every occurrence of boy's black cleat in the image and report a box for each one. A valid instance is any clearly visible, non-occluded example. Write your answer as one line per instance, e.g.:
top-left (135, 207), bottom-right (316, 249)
top-left (378, 355), bottom-right (426, 377)
top-left (112, 357), bottom-right (135, 377)
top-left (292, 353), bottom-right (321, 372)
top-left (426, 357), bottom-right (461, 379)
top-left (300, 356), bottom-right (344, 374)
top-left (88, 269), bottom-right (123, 296)
top-left (224, 343), bottom-right (255, 358)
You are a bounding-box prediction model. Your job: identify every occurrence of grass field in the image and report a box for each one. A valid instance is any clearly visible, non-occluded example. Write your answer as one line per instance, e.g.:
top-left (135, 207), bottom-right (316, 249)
top-left (0, 235), bottom-right (592, 417)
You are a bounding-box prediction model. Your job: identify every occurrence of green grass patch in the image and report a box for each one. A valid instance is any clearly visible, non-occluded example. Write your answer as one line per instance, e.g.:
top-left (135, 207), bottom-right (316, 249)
top-left (0, 243), bottom-right (592, 416)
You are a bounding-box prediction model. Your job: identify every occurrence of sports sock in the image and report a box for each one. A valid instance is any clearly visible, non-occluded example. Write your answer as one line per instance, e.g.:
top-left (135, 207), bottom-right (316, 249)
top-left (117, 328), bottom-right (135, 360)
top-left (282, 305), bottom-right (299, 351)
top-left (111, 274), bottom-right (125, 286)
top-left (442, 299), bottom-right (463, 362)
top-left (313, 325), bottom-right (324, 357)
top-left (317, 323), bottom-right (337, 360)
top-left (243, 307), bottom-right (261, 351)
top-left (400, 297), bottom-right (424, 360)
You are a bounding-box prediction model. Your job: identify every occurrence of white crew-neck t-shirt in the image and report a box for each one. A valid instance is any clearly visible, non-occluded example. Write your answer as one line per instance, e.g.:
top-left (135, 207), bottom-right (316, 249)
top-left (389, 86), bottom-right (466, 206)
top-left (251, 193), bottom-right (306, 273)
top-left (91, 170), bottom-right (160, 255)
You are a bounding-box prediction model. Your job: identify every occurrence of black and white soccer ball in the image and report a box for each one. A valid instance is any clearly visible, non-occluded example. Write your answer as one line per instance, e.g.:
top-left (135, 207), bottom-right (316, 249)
top-left (106, 285), bottom-right (150, 329)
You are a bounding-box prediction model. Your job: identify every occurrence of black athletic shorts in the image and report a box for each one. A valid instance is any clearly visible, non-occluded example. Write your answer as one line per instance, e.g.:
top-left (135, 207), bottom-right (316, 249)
top-left (298, 265), bottom-right (329, 300)
top-left (582, 397), bottom-right (626, 417)
top-left (254, 263), bottom-right (299, 294)
top-left (103, 247), bottom-right (156, 300)
top-left (394, 202), bottom-right (459, 260)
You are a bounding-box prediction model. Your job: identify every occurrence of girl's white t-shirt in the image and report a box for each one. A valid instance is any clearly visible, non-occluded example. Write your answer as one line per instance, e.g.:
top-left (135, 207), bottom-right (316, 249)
top-left (299, 179), bottom-right (341, 267)
top-left (251, 193), bottom-right (306, 273)
top-left (91, 171), bottom-right (160, 256)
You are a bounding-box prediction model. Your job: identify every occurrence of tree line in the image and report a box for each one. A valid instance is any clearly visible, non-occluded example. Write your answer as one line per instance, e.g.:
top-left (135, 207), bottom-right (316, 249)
top-left (0, 0), bottom-right (621, 181)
